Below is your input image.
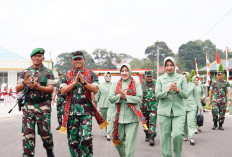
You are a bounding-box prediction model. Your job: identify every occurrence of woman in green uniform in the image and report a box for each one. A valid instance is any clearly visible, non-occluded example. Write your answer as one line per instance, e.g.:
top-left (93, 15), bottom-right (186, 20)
top-left (95, 72), bottom-right (114, 141)
top-left (155, 57), bottom-right (188, 157)
top-left (183, 73), bottom-right (201, 145)
top-left (109, 63), bottom-right (143, 157)
top-left (192, 76), bottom-right (205, 132)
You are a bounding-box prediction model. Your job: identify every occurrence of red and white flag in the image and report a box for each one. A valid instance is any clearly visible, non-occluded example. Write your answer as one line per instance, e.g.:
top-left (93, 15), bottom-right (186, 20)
top-left (176, 64), bottom-right (179, 71)
top-left (206, 54), bottom-right (211, 86)
top-left (195, 58), bottom-right (201, 80)
top-left (226, 47), bottom-right (230, 81)
top-left (216, 50), bottom-right (221, 71)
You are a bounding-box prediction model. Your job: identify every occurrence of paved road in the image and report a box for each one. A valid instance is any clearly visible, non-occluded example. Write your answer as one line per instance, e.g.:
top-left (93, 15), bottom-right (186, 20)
top-left (0, 107), bottom-right (232, 157)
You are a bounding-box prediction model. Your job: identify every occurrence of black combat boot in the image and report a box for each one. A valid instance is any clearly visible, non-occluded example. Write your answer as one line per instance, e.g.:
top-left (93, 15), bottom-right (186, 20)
top-left (56, 122), bottom-right (62, 130)
top-left (211, 122), bottom-right (218, 130)
top-left (149, 134), bottom-right (155, 146)
top-left (145, 131), bottom-right (149, 142)
top-left (46, 149), bottom-right (55, 157)
top-left (219, 123), bottom-right (224, 130)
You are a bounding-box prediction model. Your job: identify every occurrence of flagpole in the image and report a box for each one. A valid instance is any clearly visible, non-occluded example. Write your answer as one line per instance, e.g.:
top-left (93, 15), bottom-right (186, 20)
top-left (226, 47), bottom-right (229, 81)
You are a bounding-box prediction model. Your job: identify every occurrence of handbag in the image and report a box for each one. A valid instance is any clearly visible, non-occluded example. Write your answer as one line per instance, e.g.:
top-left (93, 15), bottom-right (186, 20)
top-left (197, 113), bottom-right (204, 126)
top-left (201, 100), bottom-right (206, 106)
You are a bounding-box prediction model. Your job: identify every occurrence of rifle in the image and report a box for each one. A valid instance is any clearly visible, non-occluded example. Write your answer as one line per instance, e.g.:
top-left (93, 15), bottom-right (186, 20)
top-left (8, 86), bottom-right (30, 113)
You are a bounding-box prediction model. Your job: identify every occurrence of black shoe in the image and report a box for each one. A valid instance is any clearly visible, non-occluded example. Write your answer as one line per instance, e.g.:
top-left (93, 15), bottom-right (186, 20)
top-left (211, 125), bottom-right (217, 130)
top-left (56, 125), bottom-right (61, 130)
top-left (149, 134), bottom-right (155, 146)
top-left (190, 139), bottom-right (195, 146)
top-left (219, 123), bottom-right (224, 130)
top-left (145, 133), bottom-right (149, 142)
top-left (212, 122), bottom-right (218, 130)
top-left (106, 134), bottom-right (111, 141)
top-left (46, 150), bottom-right (55, 157)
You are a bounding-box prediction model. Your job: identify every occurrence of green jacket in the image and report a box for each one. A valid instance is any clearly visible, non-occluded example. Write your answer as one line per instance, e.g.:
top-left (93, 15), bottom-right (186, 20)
top-left (95, 72), bottom-right (113, 109)
top-left (109, 63), bottom-right (143, 124)
top-left (155, 57), bottom-right (188, 117)
top-left (192, 76), bottom-right (205, 98)
top-left (183, 72), bottom-right (201, 111)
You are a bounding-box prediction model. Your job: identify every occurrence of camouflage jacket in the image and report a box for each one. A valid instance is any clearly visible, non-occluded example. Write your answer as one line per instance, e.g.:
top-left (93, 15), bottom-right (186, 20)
top-left (210, 80), bottom-right (230, 104)
top-left (18, 64), bottom-right (55, 113)
top-left (141, 80), bottom-right (157, 108)
top-left (60, 68), bottom-right (98, 116)
top-left (55, 81), bottom-right (66, 105)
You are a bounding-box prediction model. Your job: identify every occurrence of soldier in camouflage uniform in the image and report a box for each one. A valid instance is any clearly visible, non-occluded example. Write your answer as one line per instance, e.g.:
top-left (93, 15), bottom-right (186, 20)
top-left (209, 71), bottom-right (231, 130)
top-left (140, 70), bottom-right (158, 146)
top-left (53, 72), bottom-right (66, 130)
top-left (16, 48), bottom-right (55, 157)
top-left (60, 51), bottom-right (99, 157)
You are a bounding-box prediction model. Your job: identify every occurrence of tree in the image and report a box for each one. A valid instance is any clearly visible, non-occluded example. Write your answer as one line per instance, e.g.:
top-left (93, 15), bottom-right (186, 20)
top-left (92, 49), bottom-right (116, 69)
top-left (176, 40), bottom-right (224, 72)
top-left (215, 63), bottom-right (226, 80)
top-left (54, 52), bottom-right (72, 73)
top-left (54, 50), bottom-right (96, 73)
top-left (145, 41), bottom-right (175, 66)
top-left (190, 69), bottom-right (195, 82)
top-left (177, 41), bottom-right (203, 72)
top-left (92, 48), bottom-right (132, 69)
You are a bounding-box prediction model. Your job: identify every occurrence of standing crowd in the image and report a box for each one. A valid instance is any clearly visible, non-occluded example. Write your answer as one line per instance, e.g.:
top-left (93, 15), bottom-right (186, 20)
top-left (15, 48), bottom-right (232, 157)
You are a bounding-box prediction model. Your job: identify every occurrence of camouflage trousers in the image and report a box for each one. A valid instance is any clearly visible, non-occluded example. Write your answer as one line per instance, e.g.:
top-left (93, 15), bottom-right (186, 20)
top-left (141, 106), bottom-right (157, 136)
top-left (56, 101), bottom-right (64, 124)
top-left (22, 112), bottom-right (54, 157)
top-left (212, 103), bottom-right (226, 124)
top-left (67, 115), bottom-right (93, 157)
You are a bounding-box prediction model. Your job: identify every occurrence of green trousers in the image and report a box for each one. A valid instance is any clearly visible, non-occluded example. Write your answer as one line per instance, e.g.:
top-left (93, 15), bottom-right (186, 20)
top-left (106, 107), bottom-right (115, 134)
top-left (184, 110), bottom-right (197, 139)
top-left (100, 108), bottom-right (108, 133)
top-left (115, 122), bottom-right (139, 157)
top-left (158, 115), bottom-right (185, 157)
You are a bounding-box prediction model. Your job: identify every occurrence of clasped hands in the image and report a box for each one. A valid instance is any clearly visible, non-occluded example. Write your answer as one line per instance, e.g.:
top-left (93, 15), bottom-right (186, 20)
top-left (167, 82), bottom-right (179, 93)
top-left (73, 71), bottom-right (85, 85)
top-left (120, 89), bottom-right (127, 100)
top-left (24, 74), bottom-right (38, 89)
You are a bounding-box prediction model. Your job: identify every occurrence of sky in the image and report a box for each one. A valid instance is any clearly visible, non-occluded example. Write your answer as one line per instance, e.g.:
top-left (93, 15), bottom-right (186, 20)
top-left (0, 0), bottom-right (232, 62)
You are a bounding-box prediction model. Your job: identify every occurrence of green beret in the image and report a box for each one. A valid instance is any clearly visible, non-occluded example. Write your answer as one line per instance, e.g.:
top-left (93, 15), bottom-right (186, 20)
top-left (145, 70), bottom-right (153, 76)
top-left (30, 48), bottom-right (45, 57)
top-left (71, 51), bottom-right (84, 59)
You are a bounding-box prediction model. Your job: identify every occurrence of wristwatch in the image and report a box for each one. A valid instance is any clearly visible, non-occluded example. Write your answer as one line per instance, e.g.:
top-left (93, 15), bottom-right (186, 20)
top-left (82, 80), bottom-right (87, 86)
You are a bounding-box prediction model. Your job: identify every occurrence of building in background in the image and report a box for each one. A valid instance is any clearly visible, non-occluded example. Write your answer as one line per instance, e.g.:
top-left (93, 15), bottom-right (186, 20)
top-left (0, 46), bottom-right (54, 89)
top-left (199, 59), bottom-right (232, 83)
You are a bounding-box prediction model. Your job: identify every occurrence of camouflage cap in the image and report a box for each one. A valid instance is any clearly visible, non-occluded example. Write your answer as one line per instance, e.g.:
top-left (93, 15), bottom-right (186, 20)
top-left (30, 48), bottom-right (45, 57)
top-left (145, 70), bottom-right (153, 76)
top-left (71, 51), bottom-right (84, 59)
top-left (217, 70), bottom-right (224, 75)
top-left (58, 71), bottom-right (62, 75)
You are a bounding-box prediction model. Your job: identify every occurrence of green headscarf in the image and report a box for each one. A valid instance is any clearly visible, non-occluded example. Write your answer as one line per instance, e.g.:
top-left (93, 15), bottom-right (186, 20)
top-left (120, 63), bottom-right (131, 81)
top-left (104, 71), bottom-right (111, 82)
top-left (183, 72), bottom-right (190, 82)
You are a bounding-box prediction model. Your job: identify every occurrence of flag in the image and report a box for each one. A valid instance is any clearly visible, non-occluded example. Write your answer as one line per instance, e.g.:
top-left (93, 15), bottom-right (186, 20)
top-left (195, 58), bottom-right (201, 80)
top-left (226, 47), bottom-right (230, 81)
top-left (216, 51), bottom-right (221, 71)
top-left (206, 54), bottom-right (211, 86)
top-left (176, 64), bottom-right (179, 71)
